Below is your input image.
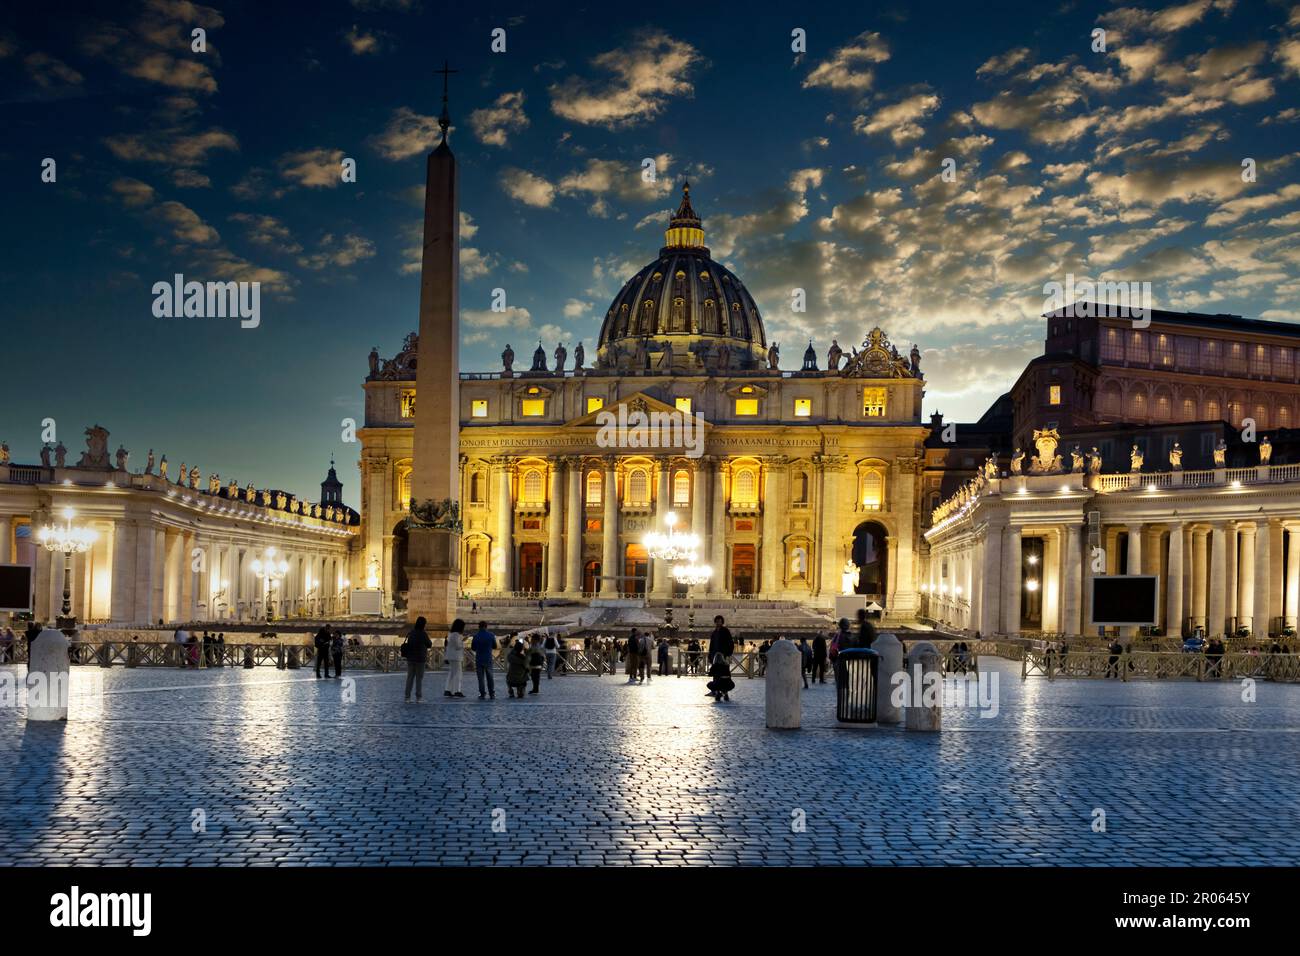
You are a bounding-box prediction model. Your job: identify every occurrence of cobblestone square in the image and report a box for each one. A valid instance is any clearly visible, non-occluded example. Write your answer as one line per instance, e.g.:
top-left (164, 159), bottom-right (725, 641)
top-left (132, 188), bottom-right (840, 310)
top-left (2, 658), bottom-right (1299, 866)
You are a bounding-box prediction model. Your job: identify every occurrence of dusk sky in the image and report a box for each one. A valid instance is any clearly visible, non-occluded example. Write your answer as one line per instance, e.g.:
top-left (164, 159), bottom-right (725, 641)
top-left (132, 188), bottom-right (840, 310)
top-left (2, 0), bottom-right (1299, 502)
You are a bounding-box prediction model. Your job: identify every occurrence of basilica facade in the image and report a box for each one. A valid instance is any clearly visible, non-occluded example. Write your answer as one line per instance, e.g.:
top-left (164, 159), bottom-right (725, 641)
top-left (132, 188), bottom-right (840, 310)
top-left (359, 186), bottom-right (929, 615)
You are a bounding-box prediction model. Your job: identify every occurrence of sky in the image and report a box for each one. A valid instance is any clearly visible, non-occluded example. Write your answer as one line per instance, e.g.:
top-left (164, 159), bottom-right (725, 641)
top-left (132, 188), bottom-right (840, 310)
top-left (2, 0), bottom-right (1299, 503)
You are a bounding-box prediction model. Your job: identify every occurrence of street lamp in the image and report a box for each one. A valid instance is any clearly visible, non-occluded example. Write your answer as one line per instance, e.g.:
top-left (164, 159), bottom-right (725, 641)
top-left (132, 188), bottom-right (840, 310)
top-left (672, 559), bottom-right (713, 636)
top-left (251, 546), bottom-right (289, 622)
top-left (645, 512), bottom-right (701, 628)
top-left (37, 507), bottom-right (97, 630)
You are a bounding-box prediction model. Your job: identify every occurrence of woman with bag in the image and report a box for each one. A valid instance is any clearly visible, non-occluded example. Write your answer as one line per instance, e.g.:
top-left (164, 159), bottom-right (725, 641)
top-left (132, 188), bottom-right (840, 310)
top-left (403, 616), bottom-right (432, 702)
top-left (506, 638), bottom-right (530, 698)
top-left (444, 618), bottom-right (466, 698)
top-left (707, 653), bottom-right (735, 702)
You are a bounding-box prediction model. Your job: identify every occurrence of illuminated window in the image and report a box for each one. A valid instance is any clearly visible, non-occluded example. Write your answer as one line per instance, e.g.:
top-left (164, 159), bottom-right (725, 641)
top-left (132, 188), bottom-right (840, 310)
top-left (675, 397), bottom-right (692, 414)
top-left (1048, 384), bottom-right (1061, 406)
top-left (673, 469), bottom-right (690, 506)
top-left (794, 398), bottom-right (812, 417)
top-left (628, 468), bottom-right (649, 506)
top-left (735, 398), bottom-right (759, 416)
top-left (400, 390), bottom-right (416, 418)
top-left (862, 387), bottom-right (887, 417)
top-left (733, 469), bottom-right (757, 506)
top-left (586, 518), bottom-right (602, 532)
top-left (471, 399), bottom-right (488, 418)
top-left (861, 470), bottom-right (884, 509)
top-left (398, 471), bottom-right (412, 510)
top-left (522, 469), bottom-right (544, 504)
top-left (586, 471), bottom-right (602, 505)
top-left (586, 396), bottom-right (604, 413)
top-left (521, 397), bottom-right (545, 417)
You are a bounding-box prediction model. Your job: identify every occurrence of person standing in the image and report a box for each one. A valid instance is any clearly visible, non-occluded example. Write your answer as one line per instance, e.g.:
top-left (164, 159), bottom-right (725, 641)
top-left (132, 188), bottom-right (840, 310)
top-left (798, 637), bottom-right (812, 688)
top-left (706, 616), bottom-right (734, 698)
top-left (215, 632), bottom-right (225, 667)
top-left (657, 637), bottom-right (670, 677)
top-left (856, 609), bottom-right (878, 649)
top-left (506, 639), bottom-right (529, 699)
top-left (314, 624), bottom-right (333, 679)
top-left (639, 630), bottom-right (654, 683)
top-left (812, 631), bottom-right (828, 684)
top-left (444, 618), bottom-right (466, 698)
top-left (471, 621), bottom-right (498, 700)
top-left (528, 634), bottom-right (546, 695)
top-left (402, 616), bottom-right (432, 702)
top-left (543, 631), bottom-right (559, 679)
top-left (331, 628), bottom-right (345, 678)
top-left (625, 629), bottom-right (642, 683)
top-left (0, 626), bottom-right (14, 664)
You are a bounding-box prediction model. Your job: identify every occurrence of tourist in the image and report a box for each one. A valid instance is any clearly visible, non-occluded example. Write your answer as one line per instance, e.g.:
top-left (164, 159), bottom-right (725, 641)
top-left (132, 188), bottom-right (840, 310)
top-left (314, 624), bottom-right (333, 679)
top-left (506, 638), bottom-right (529, 698)
top-left (797, 637), bottom-right (812, 688)
top-left (706, 616), bottom-right (734, 698)
top-left (626, 629), bottom-right (641, 683)
top-left (1106, 638), bottom-right (1123, 678)
top-left (471, 621), bottom-right (497, 700)
top-left (528, 634), bottom-right (546, 694)
top-left (856, 610), bottom-right (878, 649)
top-left (186, 631), bottom-right (201, 667)
top-left (24, 621), bottom-right (41, 652)
top-left (202, 630), bottom-right (212, 666)
top-left (707, 652), bottom-right (735, 702)
top-left (812, 631), bottom-right (828, 684)
top-left (657, 636), bottom-right (670, 677)
top-left (556, 636), bottom-right (569, 675)
top-left (402, 616), bottom-right (432, 702)
top-left (331, 628), bottom-right (345, 677)
top-left (216, 633), bottom-right (225, 666)
top-left (543, 630), bottom-right (560, 678)
top-left (444, 618), bottom-right (466, 698)
top-left (757, 639), bottom-right (770, 676)
top-left (639, 630), bottom-right (654, 683)
top-left (687, 637), bottom-right (701, 675)
top-left (0, 626), bottom-right (15, 663)
top-left (1206, 637), bottom-right (1224, 678)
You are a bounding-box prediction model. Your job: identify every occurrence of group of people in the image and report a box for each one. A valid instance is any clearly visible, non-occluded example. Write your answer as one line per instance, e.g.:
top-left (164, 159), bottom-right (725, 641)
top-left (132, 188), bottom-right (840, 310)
top-left (401, 618), bottom-right (571, 702)
top-left (313, 624), bottom-right (347, 678)
top-left (170, 628), bottom-right (231, 668)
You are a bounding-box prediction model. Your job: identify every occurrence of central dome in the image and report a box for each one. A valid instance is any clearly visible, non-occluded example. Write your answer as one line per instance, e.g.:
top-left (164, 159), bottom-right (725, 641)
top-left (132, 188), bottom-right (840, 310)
top-left (596, 183), bottom-right (767, 372)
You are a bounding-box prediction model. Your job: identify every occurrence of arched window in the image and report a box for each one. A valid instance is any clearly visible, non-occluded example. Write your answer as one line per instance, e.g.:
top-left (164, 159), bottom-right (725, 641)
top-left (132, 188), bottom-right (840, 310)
top-left (470, 472), bottom-right (484, 503)
top-left (628, 468), bottom-right (649, 506)
top-left (794, 471), bottom-right (810, 503)
top-left (398, 471), bottom-right (412, 510)
top-left (673, 469), bottom-right (690, 506)
top-left (586, 470), bottom-right (602, 505)
top-left (790, 546), bottom-right (808, 578)
top-left (733, 469), bottom-right (756, 506)
top-left (1181, 397), bottom-right (1196, 420)
top-left (861, 470), bottom-right (884, 510)
top-left (522, 469), bottom-right (544, 504)
top-left (1253, 404), bottom-right (1268, 429)
top-left (1278, 405), bottom-right (1292, 429)
top-left (469, 545), bottom-right (483, 577)
top-left (1205, 397), bottom-right (1221, 421)
top-left (1154, 391), bottom-right (1172, 420)
top-left (1129, 390), bottom-right (1147, 419)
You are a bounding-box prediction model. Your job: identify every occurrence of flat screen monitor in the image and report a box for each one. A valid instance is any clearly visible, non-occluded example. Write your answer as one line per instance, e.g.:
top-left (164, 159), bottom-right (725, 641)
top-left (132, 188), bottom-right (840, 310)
top-left (0, 564), bottom-right (33, 612)
top-left (1089, 575), bottom-right (1158, 627)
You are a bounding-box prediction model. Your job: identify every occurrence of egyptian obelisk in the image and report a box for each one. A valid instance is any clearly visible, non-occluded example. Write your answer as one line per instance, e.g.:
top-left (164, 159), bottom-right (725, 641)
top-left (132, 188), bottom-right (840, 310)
top-left (405, 63), bottom-right (461, 625)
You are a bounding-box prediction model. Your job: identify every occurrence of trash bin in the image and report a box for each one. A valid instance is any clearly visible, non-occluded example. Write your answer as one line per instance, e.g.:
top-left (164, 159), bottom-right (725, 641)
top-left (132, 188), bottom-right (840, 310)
top-left (835, 647), bottom-right (880, 724)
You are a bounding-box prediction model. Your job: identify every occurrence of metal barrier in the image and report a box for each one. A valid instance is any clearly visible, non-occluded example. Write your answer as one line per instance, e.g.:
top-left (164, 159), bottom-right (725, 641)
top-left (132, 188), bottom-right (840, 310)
top-left (834, 648), bottom-right (879, 723)
top-left (1022, 648), bottom-right (1300, 682)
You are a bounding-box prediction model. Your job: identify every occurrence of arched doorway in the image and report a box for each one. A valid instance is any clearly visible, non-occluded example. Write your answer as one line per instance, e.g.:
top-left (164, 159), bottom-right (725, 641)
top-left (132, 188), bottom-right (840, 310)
top-left (851, 521), bottom-right (888, 598)
top-left (519, 543), bottom-right (544, 593)
top-left (624, 543), bottom-right (648, 597)
top-left (391, 521), bottom-right (409, 595)
top-left (732, 544), bottom-right (756, 596)
top-left (583, 560), bottom-right (601, 595)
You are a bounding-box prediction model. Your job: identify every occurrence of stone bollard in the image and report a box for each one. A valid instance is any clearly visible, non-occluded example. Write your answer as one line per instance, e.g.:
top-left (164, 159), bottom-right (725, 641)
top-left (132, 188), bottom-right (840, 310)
top-left (873, 632), bottom-right (904, 724)
top-left (904, 640), bottom-right (942, 732)
top-left (243, 645), bottom-right (255, 669)
top-left (764, 638), bottom-right (801, 729)
top-left (27, 627), bottom-right (71, 722)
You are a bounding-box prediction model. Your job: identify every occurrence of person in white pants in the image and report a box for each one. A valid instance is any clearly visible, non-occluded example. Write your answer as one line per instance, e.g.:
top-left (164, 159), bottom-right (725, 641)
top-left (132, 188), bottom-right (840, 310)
top-left (444, 618), bottom-right (466, 698)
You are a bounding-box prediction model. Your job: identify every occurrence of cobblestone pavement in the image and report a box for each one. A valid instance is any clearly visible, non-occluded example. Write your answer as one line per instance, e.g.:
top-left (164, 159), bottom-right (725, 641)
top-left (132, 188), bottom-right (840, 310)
top-left (2, 659), bottom-right (1299, 866)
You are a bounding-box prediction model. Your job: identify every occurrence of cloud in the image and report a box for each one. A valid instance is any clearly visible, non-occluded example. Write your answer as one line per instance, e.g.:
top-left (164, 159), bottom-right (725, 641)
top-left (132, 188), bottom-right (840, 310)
top-left (24, 52), bottom-right (83, 90)
top-left (153, 200), bottom-right (220, 245)
top-left (976, 47), bottom-right (1031, 77)
top-left (110, 177), bottom-right (156, 207)
top-left (1204, 184), bottom-right (1300, 226)
top-left (229, 212), bottom-right (301, 253)
top-left (370, 107), bottom-right (442, 160)
top-left (81, 0), bottom-right (226, 95)
top-left (1086, 161), bottom-right (1249, 206)
top-left (803, 31), bottom-right (890, 92)
top-left (556, 156), bottom-right (675, 207)
top-left (297, 233), bottom-right (376, 271)
top-left (854, 92), bottom-right (940, 144)
top-left (342, 24), bottom-right (387, 55)
top-left (469, 90), bottom-right (529, 146)
top-left (1278, 36), bottom-right (1300, 78)
top-left (461, 306), bottom-right (532, 329)
top-left (500, 167), bottom-right (556, 207)
top-left (104, 127), bottom-right (239, 187)
top-left (549, 31), bottom-right (703, 128)
top-left (563, 298), bottom-right (591, 318)
top-left (1043, 162), bottom-right (1087, 184)
top-left (277, 148), bottom-right (346, 188)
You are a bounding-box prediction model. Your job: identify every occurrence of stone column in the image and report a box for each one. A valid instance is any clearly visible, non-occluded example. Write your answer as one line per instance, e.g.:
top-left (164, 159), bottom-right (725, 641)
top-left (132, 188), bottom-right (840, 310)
top-left (651, 462), bottom-right (671, 598)
top-left (890, 458), bottom-right (919, 614)
top-left (1002, 526), bottom-right (1021, 635)
top-left (691, 458), bottom-right (709, 565)
top-left (1166, 523), bottom-right (1184, 638)
top-left (1123, 524), bottom-right (1143, 638)
top-left (816, 456), bottom-right (844, 600)
top-left (760, 457), bottom-right (786, 598)
top-left (134, 522), bottom-right (157, 625)
top-left (563, 459), bottom-right (582, 596)
top-left (709, 459), bottom-right (727, 594)
top-left (1191, 528), bottom-right (1208, 630)
top-left (1225, 522), bottom-right (1238, 631)
top-left (1287, 524), bottom-right (1300, 629)
top-left (180, 531), bottom-right (196, 622)
top-left (1238, 525), bottom-right (1256, 630)
top-left (1208, 524), bottom-right (1227, 639)
top-left (980, 524), bottom-right (1003, 636)
top-left (1063, 522), bottom-right (1082, 637)
top-left (0, 514), bottom-right (11, 565)
top-left (546, 461), bottom-right (564, 597)
top-left (600, 457), bottom-right (619, 595)
top-left (492, 457), bottom-right (514, 593)
top-left (1254, 522), bottom-right (1272, 637)
top-left (1269, 520), bottom-right (1285, 630)
top-left (110, 519), bottom-right (136, 623)
top-left (33, 546), bottom-right (51, 621)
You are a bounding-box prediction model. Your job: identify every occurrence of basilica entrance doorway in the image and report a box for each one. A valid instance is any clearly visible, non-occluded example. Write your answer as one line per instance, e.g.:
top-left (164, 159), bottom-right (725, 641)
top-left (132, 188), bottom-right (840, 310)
top-left (519, 543), bottom-right (543, 593)
top-left (583, 560), bottom-right (601, 595)
top-left (732, 544), bottom-right (756, 596)
top-left (851, 521), bottom-right (887, 599)
top-left (624, 544), bottom-right (648, 597)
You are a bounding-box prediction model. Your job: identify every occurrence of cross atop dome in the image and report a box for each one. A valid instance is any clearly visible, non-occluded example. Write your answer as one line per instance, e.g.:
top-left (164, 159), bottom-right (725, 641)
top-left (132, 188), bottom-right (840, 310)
top-left (664, 181), bottom-right (705, 249)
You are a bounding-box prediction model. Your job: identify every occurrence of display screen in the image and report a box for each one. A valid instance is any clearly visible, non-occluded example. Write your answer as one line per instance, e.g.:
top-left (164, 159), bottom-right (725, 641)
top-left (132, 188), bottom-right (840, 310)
top-left (0, 564), bottom-right (33, 612)
top-left (1090, 575), bottom-right (1158, 626)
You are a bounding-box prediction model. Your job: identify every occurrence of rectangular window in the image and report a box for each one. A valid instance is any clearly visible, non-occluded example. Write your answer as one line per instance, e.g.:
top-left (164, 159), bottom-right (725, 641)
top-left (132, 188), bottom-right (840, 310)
top-left (735, 398), bottom-right (759, 416)
top-left (675, 397), bottom-right (692, 414)
top-left (1225, 342), bottom-right (1247, 375)
top-left (1175, 336), bottom-right (1198, 371)
top-left (586, 396), bottom-right (604, 413)
top-left (400, 390), bottom-right (416, 418)
top-left (862, 387), bottom-right (887, 417)
top-left (585, 518), bottom-right (602, 533)
top-left (1048, 384), bottom-right (1061, 406)
top-left (1250, 344), bottom-right (1269, 376)
top-left (521, 399), bottom-right (545, 417)
top-left (794, 398), bottom-right (812, 417)
top-left (1152, 334), bottom-right (1174, 367)
top-left (470, 399), bottom-right (488, 418)
top-left (1100, 328), bottom-right (1124, 363)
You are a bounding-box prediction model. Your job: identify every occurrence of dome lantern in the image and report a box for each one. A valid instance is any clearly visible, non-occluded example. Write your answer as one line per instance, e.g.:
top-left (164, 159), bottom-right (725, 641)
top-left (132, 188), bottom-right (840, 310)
top-left (664, 181), bottom-right (705, 250)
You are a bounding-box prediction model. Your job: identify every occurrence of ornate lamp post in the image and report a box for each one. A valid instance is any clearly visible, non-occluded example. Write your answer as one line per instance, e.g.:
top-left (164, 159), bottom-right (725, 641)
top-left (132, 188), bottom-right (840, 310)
top-left (645, 512), bottom-right (701, 630)
top-left (37, 507), bottom-right (97, 631)
top-left (251, 547), bottom-right (289, 622)
top-left (672, 559), bottom-right (713, 636)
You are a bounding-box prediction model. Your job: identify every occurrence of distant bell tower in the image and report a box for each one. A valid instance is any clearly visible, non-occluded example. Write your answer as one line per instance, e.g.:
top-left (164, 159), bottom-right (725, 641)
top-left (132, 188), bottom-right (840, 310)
top-left (320, 457), bottom-right (343, 506)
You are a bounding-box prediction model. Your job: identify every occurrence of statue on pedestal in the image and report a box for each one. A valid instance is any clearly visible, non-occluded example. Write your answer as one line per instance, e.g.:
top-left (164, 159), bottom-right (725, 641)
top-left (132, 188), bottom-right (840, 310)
top-left (368, 347), bottom-right (380, 377)
top-left (573, 341), bottom-right (585, 370)
top-left (178, 462), bottom-right (187, 484)
top-left (78, 425), bottom-right (112, 469)
top-left (660, 339), bottom-right (674, 370)
top-left (245, 482), bottom-right (256, 502)
top-left (144, 450), bottom-right (154, 475)
top-left (1071, 445), bottom-right (1085, 473)
top-left (1030, 428), bottom-right (1063, 474)
top-left (826, 339), bottom-right (842, 372)
top-left (188, 466), bottom-right (200, 489)
top-left (1129, 444), bottom-right (1144, 473)
top-left (1010, 448), bottom-right (1025, 475)
top-left (554, 343), bottom-right (567, 373)
top-left (983, 456), bottom-right (999, 480)
top-left (159, 455), bottom-right (169, 479)
top-left (1213, 438), bottom-right (1228, 466)
top-left (1169, 443), bottom-right (1183, 470)
top-left (768, 342), bottom-right (780, 370)
top-left (40, 443), bottom-right (52, 466)
top-left (227, 479), bottom-right (238, 498)
top-left (55, 441), bottom-right (66, 468)
top-left (841, 559), bottom-right (860, 597)
top-left (501, 343), bottom-right (515, 375)
top-left (909, 343), bottom-right (922, 376)
top-left (209, 474), bottom-right (221, 494)
top-left (1088, 447), bottom-right (1102, 474)
top-left (1260, 435), bottom-right (1273, 465)
top-left (531, 341), bottom-right (547, 372)
top-left (115, 445), bottom-right (129, 471)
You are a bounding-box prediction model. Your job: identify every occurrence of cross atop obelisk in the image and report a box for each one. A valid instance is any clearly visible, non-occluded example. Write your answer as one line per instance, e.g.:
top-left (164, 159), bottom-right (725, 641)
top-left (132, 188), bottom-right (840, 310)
top-left (436, 60), bottom-right (458, 138)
